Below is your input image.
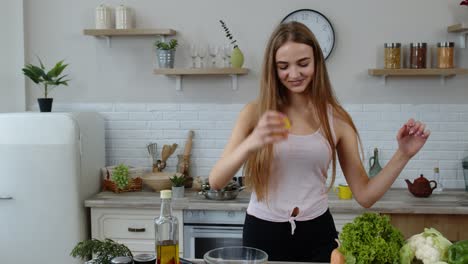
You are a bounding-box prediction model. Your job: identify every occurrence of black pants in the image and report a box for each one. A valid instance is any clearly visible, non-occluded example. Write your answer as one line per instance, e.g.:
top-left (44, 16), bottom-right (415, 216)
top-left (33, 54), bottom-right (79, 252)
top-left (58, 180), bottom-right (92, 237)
top-left (242, 209), bottom-right (338, 262)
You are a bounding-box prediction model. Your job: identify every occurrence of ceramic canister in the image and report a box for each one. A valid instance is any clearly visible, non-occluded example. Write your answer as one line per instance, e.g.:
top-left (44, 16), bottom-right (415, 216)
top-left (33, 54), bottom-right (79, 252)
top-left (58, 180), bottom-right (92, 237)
top-left (115, 5), bottom-right (133, 29)
top-left (95, 4), bottom-right (113, 29)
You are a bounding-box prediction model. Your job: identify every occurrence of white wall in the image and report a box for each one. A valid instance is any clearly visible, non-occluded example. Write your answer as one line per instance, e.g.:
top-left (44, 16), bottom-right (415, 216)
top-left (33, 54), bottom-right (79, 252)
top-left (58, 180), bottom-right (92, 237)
top-left (51, 102), bottom-right (468, 190)
top-left (0, 0), bottom-right (25, 112)
top-left (23, 0), bottom-right (468, 105)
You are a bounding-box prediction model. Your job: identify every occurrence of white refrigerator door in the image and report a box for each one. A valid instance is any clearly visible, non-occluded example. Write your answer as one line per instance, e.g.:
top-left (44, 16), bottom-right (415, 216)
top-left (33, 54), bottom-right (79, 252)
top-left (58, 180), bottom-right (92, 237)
top-left (0, 113), bottom-right (104, 264)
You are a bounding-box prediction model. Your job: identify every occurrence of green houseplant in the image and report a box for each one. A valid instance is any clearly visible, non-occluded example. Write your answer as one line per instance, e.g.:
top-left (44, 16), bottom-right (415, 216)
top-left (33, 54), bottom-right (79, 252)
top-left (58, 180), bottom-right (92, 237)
top-left (154, 39), bottom-right (178, 68)
top-left (219, 20), bottom-right (244, 68)
top-left (22, 57), bottom-right (69, 112)
top-left (170, 172), bottom-right (186, 198)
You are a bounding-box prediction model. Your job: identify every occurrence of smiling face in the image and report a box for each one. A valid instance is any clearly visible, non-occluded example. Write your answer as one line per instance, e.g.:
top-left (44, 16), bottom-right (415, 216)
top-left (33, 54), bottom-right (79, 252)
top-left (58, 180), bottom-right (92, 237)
top-left (275, 41), bottom-right (315, 95)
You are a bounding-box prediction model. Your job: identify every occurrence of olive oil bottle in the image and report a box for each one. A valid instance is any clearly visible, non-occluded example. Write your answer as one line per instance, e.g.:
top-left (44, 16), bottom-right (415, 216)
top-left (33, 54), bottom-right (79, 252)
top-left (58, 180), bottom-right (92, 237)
top-left (155, 190), bottom-right (180, 264)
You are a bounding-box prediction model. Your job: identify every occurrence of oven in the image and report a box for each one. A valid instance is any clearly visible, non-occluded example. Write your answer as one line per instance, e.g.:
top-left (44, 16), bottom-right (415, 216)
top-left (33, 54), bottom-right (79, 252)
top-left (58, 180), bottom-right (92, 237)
top-left (183, 209), bottom-right (246, 259)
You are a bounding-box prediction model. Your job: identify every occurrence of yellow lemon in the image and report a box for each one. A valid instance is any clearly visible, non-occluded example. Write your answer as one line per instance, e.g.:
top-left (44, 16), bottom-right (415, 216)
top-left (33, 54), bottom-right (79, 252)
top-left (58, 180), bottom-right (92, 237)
top-left (284, 117), bottom-right (291, 129)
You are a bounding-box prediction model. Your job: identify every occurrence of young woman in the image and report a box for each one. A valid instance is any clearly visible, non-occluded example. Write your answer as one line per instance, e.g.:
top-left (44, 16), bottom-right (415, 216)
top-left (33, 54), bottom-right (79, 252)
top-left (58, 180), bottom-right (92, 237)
top-left (208, 22), bottom-right (430, 262)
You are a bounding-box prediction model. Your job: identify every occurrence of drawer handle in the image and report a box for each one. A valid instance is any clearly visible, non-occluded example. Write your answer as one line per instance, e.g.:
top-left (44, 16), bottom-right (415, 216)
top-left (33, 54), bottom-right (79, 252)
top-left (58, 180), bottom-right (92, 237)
top-left (0, 195), bottom-right (13, 200)
top-left (128, 227), bottom-right (146, 233)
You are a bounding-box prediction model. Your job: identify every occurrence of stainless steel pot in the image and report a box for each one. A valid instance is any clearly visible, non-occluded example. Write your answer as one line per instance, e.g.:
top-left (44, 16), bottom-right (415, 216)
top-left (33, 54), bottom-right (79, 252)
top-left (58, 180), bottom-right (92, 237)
top-left (200, 186), bottom-right (245, 200)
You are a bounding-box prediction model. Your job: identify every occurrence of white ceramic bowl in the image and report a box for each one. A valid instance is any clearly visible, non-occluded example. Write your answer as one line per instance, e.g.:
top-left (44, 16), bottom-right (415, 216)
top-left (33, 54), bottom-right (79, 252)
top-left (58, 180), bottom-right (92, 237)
top-left (203, 246), bottom-right (268, 264)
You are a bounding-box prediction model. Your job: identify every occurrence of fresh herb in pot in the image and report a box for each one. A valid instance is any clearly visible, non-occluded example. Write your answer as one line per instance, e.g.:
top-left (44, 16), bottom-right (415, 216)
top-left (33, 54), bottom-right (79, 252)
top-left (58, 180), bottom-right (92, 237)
top-left (154, 39), bottom-right (178, 50)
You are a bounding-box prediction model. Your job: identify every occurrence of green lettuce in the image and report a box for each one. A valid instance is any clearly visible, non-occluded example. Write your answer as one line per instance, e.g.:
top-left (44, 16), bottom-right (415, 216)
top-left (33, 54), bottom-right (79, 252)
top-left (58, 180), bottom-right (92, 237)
top-left (339, 212), bottom-right (405, 264)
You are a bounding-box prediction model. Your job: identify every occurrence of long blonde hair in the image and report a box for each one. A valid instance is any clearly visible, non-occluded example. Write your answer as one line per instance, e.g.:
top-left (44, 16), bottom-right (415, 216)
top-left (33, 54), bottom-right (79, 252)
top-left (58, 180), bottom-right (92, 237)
top-left (243, 21), bottom-right (363, 201)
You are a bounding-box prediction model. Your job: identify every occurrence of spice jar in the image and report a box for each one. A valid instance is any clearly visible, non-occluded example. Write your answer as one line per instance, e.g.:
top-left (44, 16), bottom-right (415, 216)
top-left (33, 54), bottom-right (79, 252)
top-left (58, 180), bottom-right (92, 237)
top-left (384, 43), bottom-right (401, 69)
top-left (409, 42), bottom-right (427, 69)
top-left (437, 42), bottom-right (455, 68)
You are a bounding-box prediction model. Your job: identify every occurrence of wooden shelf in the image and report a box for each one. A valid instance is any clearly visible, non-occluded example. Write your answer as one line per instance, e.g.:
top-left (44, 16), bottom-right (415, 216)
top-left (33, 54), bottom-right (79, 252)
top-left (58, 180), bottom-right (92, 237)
top-left (447, 24), bottom-right (468, 48)
top-left (368, 68), bottom-right (468, 85)
top-left (368, 68), bottom-right (468, 77)
top-left (83, 28), bottom-right (176, 47)
top-left (154, 68), bottom-right (249, 91)
top-left (153, 67), bottom-right (248, 76)
top-left (448, 24), bottom-right (468, 33)
top-left (83, 28), bottom-right (176, 36)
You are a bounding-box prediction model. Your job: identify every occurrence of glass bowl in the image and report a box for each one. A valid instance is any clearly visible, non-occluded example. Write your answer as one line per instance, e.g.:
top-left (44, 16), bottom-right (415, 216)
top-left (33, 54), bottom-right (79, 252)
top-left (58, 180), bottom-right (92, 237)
top-left (203, 246), bottom-right (268, 264)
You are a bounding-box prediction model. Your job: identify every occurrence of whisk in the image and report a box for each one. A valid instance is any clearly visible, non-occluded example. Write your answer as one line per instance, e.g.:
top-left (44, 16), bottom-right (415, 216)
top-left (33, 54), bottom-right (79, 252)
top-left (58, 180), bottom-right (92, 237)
top-left (147, 143), bottom-right (158, 171)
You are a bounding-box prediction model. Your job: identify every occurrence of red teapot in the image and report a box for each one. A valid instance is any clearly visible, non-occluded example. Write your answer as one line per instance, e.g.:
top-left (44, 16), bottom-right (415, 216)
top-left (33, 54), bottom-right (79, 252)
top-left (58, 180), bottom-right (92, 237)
top-left (405, 174), bottom-right (437, 197)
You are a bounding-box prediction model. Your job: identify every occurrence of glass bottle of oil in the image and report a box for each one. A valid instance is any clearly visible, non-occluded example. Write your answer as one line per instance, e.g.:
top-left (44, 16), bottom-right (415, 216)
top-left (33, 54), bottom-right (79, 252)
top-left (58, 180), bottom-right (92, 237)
top-left (155, 190), bottom-right (179, 264)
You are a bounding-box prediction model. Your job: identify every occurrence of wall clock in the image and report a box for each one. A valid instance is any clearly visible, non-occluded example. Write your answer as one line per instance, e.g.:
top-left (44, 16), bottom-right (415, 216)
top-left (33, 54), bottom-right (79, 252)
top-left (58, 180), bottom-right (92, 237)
top-left (281, 9), bottom-right (335, 60)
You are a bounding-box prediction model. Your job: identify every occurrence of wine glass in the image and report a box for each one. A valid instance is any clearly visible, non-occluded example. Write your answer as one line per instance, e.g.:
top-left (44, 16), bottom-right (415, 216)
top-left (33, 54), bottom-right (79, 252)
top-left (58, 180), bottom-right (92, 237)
top-left (189, 44), bottom-right (198, 68)
top-left (208, 44), bottom-right (219, 68)
top-left (223, 44), bottom-right (233, 67)
top-left (198, 45), bottom-right (207, 68)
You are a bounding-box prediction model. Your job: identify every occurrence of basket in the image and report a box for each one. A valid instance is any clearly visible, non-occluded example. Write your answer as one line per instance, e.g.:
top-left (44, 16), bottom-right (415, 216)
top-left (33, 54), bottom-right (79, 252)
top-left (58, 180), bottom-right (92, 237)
top-left (101, 166), bottom-right (144, 193)
top-left (142, 172), bottom-right (173, 192)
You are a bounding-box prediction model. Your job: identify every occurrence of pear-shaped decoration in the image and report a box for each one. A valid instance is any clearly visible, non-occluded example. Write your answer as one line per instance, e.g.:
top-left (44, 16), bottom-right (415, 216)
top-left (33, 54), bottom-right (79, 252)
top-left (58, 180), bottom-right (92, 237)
top-left (230, 47), bottom-right (244, 68)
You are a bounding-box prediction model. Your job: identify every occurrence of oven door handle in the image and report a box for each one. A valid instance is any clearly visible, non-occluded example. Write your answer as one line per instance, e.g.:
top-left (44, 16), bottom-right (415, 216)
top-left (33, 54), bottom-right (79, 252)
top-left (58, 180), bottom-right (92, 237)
top-left (190, 227), bottom-right (243, 238)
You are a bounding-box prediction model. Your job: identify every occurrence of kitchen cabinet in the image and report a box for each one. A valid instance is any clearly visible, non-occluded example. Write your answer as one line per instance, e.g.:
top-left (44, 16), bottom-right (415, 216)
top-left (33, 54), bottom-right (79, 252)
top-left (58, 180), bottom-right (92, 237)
top-left (90, 207), bottom-right (184, 256)
top-left (385, 213), bottom-right (468, 241)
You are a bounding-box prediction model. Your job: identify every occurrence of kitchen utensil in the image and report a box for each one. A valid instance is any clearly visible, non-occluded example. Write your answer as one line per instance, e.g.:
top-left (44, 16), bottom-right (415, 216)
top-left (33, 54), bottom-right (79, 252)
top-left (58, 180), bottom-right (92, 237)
top-left (405, 174), bottom-right (437, 197)
top-left (463, 156), bottom-right (468, 191)
top-left (147, 143), bottom-right (158, 172)
top-left (203, 246), bottom-right (268, 264)
top-left (183, 130), bottom-right (194, 157)
top-left (156, 143), bottom-right (178, 171)
top-left (142, 172), bottom-right (172, 192)
top-left (200, 186), bottom-right (245, 200)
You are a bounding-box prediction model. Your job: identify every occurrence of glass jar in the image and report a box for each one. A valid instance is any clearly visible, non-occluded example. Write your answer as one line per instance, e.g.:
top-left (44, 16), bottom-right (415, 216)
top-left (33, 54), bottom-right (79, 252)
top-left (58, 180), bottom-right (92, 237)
top-left (384, 43), bottom-right (401, 69)
top-left (409, 42), bottom-right (427, 69)
top-left (111, 256), bottom-right (133, 264)
top-left (437, 42), bottom-right (455, 68)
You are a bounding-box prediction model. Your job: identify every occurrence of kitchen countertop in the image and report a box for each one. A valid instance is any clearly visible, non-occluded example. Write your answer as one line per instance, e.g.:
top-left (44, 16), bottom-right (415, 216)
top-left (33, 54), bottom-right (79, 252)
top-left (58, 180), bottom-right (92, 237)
top-left (185, 260), bottom-right (315, 264)
top-left (85, 189), bottom-right (468, 214)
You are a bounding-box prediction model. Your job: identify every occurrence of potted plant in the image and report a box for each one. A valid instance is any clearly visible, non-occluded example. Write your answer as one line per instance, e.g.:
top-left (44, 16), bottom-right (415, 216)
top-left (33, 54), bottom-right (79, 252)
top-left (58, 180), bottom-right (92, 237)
top-left (170, 172), bottom-right (186, 198)
top-left (22, 57), bottom-right (70, 112)
top-left (154, 39), bottom-right (178, 68)
top-left (220, 20), bottom-right (244, 68)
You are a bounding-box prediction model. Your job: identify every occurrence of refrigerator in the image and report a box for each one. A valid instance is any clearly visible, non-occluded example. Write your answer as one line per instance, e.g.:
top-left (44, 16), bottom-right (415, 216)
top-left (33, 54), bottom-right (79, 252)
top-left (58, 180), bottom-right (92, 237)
top-left (0, 112), bottom-right (105, 263)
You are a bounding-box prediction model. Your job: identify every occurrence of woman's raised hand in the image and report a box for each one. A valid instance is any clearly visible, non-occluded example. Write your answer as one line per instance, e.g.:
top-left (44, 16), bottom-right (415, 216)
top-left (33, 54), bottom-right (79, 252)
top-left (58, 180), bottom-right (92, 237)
top-left (245, 110), bottom-right (289, 152)
top-left (396, 118), bottom-right (430, 159)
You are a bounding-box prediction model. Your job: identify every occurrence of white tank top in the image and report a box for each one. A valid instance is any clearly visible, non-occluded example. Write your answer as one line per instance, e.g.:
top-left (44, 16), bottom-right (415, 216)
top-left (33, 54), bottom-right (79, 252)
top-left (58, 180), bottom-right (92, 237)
top-left (246, 108), bottom-right (336, 234)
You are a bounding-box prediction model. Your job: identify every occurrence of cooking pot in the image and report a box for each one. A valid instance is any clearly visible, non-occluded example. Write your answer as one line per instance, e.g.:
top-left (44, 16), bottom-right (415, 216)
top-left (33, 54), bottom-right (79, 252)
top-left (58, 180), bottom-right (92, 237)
top-left (199, 186), bottom-right (245, 200)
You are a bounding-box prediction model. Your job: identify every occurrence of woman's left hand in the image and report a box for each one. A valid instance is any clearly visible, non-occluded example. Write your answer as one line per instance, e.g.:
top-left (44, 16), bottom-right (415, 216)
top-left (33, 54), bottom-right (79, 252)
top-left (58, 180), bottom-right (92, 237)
top-left (396, 118), bottom-right (430, 159)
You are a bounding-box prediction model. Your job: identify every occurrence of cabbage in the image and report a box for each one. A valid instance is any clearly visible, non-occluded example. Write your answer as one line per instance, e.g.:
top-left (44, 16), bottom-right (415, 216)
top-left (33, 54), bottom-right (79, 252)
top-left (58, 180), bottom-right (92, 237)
top-left (400, 228), bottom-right (452, 264)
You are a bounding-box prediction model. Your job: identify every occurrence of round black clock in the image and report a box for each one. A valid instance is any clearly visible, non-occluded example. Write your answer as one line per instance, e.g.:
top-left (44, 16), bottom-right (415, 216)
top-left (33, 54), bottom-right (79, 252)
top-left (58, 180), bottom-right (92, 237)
top-left (281, 9), bottom-right (336, 60)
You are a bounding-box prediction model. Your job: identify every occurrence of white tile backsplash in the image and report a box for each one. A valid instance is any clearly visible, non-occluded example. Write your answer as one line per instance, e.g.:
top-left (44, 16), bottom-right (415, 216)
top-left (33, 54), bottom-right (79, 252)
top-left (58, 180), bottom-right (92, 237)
top-left (44, 103), bottom-right (468, 189)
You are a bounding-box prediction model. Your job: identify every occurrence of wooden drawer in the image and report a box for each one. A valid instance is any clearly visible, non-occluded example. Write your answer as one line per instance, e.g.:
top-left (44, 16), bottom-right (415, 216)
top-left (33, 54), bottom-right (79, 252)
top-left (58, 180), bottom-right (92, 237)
top-left (102, 214), bottom-right (155, 239)
top-left (91, 208), bottom-right (184, 255)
